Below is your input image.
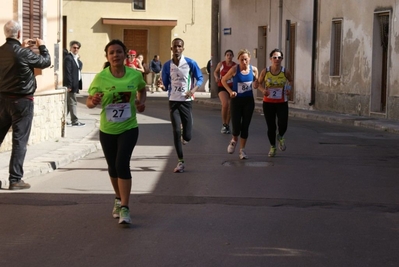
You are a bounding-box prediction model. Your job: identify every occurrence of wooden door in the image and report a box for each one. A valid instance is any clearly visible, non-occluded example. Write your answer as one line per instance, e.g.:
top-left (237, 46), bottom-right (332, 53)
top-left (124, 29), bottom-right (148, 61)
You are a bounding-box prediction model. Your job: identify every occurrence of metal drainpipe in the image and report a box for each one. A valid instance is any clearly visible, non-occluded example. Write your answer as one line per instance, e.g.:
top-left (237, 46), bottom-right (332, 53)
top-left (183, 0), bottom-right (195, 33)
top-left (210, 0), bottom-right (219, 98)
top-left (61, 87), bottom-right (67, 138)
top-left (58, 0), bottom-right (67, 137)
top-left (309, 0), bottom-right (318, 106)
top-left (278, 0), bottom-right (283, 48)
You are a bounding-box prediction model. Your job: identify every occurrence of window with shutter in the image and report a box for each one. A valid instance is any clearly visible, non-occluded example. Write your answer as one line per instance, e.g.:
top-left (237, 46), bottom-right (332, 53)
top-left (22, 0), bottom-right (42, 40)
top-left (330, 19), bottom-right (342, 76)
top-left (22, 0), bottom-right (43, 75)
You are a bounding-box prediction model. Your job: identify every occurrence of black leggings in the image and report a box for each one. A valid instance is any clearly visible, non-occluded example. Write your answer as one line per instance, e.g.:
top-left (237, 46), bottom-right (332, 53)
top-left (262, 102), bottom-right (288, 146)
top-left (230, 97), bottom-right (254, 139)
top-left (169, 101), bottom-right (193, 160)
top-left (0, 96), bottom-right (33, 182)
top-left (99, 127), bottom-right (139, 179)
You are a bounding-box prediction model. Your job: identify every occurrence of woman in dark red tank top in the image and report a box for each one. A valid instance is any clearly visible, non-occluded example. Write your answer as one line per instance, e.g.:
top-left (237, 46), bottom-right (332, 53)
top-left (213, 49), bottom-right (236, 134)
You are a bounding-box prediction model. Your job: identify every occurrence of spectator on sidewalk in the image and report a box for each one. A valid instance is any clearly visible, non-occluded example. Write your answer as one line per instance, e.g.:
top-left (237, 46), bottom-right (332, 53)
top-left (137, 54), bottom-right (150, 78)
top-left (86, 39), bottom-right (146, 225)
top-left (125, 49), bottom-right (145, 73)
top-left (64, 40), bottom-right (85, 127)
top-left (206, 58), bottom-right (211, 92)
top-left (0, 20), bottom-right (51, 190)
top-left (150, 55), bottom-right (162, 93)
top-left (157, 38), bottom-right (203, 173)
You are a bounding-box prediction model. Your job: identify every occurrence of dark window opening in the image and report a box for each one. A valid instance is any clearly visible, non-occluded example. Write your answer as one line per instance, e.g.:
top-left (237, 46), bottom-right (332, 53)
top-left (133, 0), bottom-right (145, 10)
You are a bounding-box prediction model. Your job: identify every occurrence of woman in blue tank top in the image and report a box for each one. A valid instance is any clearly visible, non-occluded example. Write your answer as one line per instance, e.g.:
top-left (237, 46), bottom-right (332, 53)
top-left (221, 49), bottom-right (258, 160)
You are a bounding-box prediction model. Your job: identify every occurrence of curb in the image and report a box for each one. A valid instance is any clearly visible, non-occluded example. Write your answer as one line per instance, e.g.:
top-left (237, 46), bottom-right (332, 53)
top-left (196, 98), bottom-right (399, 134)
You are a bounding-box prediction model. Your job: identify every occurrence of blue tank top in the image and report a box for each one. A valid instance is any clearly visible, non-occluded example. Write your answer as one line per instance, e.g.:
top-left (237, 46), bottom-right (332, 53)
top-left (232, 65), bottom-right (254, 98)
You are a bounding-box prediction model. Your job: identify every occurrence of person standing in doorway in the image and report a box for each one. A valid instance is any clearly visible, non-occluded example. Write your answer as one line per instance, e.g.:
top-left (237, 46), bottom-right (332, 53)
top-left (206, 57), bottom-right (212, 92)
top-left (86, 39), bottom-right (147, 224)
top-left (137, 54), bottom-right (150, 76)
top-left (125, 49), bottom-right (137, 68)
top-left (221, 49), bottom-right (258, 160)
top-left (214, 49), bottom-right (236, 134)
top-left (256, 48), bottom-right (293, 157)
top-left (0, 20), bottom-right (51, 190)
top-left (64, 40), bottom-right (85, 127)
top-left (157, 38), bottom-right (203, 173)
top-left (150, 55), bottom-right (162, 93)
top-left (125, 49), bottom-right (145, 73)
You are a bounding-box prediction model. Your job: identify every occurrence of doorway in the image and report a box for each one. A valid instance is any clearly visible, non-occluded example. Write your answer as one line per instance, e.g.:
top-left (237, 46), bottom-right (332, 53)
top-left (286, 22), bottom-right (296, 102)
top-left (257, 26), bottom-right (268, 99)
top-left (124, 29), bottom-right (148, 61)
top-left (371, 12), bottom-right (390, 114)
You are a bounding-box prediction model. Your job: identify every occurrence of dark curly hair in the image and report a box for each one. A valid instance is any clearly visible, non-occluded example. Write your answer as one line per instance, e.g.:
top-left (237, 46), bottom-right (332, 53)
top-left (269, 48), bottom-right (283, 58)
top-left (224, 49), bottom-right (234, 56)
top-left (104, 39), bottom-right (127, 56)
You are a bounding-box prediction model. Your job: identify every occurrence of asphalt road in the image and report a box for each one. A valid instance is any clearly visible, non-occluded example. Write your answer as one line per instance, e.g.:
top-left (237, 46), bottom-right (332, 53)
top-left (1, 97), bottom-right (399, 267)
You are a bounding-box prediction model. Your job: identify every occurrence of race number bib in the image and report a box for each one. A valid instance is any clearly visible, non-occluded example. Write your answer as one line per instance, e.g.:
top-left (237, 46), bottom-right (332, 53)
top-left (105, 103), bottom-right (131, 122)
top-left (172, 81), bottom-right (186, 93)
top-left (237, 81), bottom-right (252, 94)
top-left (268, 87), bottom-right (283, 99)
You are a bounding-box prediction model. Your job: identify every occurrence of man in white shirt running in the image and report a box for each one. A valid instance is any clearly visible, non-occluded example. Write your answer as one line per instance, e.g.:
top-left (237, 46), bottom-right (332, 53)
top-left (158, 38), bottom-right (203, 173)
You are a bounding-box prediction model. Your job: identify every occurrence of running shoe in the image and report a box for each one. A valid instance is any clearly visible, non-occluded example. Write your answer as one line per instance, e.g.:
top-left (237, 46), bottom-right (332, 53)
top-left (225, 125), bottom-right (231, 134)
top-left (174, 161), bottom-right (185, 173)
top-left (119, 207), bottom-right (131, 224)
top-left (277, 134), bottom-right (286, 151)
top-left (112, 198), bottom-right (121, 219)
top-left (181, 136), bottom-right (189, 145)
top-left (227, 140), bottom-right (236, 154)
top-left (221, 124), bottom-right (230, 134)
top-left (239, 149), bottom-right (248, 159)
top-left (72, 121), bottom-right (86, 127)
top-left (268, 146), bottom-right (277, 157)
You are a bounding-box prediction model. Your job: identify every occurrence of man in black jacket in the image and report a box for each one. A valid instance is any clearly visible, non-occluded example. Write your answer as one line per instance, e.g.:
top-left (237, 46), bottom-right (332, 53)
top-left (63, 40), bottom-right (85, 127)
top-left (0, 20), bottom-right (51, 190)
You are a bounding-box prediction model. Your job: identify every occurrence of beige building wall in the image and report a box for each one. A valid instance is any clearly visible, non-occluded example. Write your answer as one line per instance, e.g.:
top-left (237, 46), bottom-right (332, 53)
top-left (0, 0), bottom-right (66, 152)
top-left (63, 0), bottom-right (212, 90)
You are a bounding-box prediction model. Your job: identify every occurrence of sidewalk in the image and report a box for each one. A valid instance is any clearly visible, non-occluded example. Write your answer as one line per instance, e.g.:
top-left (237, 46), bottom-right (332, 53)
top-left (1, 92), bottom-right (399, 189)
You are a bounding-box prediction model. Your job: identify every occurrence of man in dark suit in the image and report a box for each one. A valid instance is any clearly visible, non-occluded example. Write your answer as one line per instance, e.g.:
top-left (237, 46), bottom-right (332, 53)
top-left (63, 40), bottom-right (85, 126)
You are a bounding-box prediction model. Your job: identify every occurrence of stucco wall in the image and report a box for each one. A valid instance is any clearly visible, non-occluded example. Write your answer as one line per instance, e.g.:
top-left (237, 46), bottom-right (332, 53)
top-left (0, 90), bottom-right (66, 153)
top-left (317, 0), bottom-right (399, 119)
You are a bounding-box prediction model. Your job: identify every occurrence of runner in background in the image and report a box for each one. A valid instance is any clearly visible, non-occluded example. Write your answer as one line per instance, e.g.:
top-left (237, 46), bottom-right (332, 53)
top-left (256, 48), bottom-right (293, 157)
top-left (214, 49), bottom-right (236, 134)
